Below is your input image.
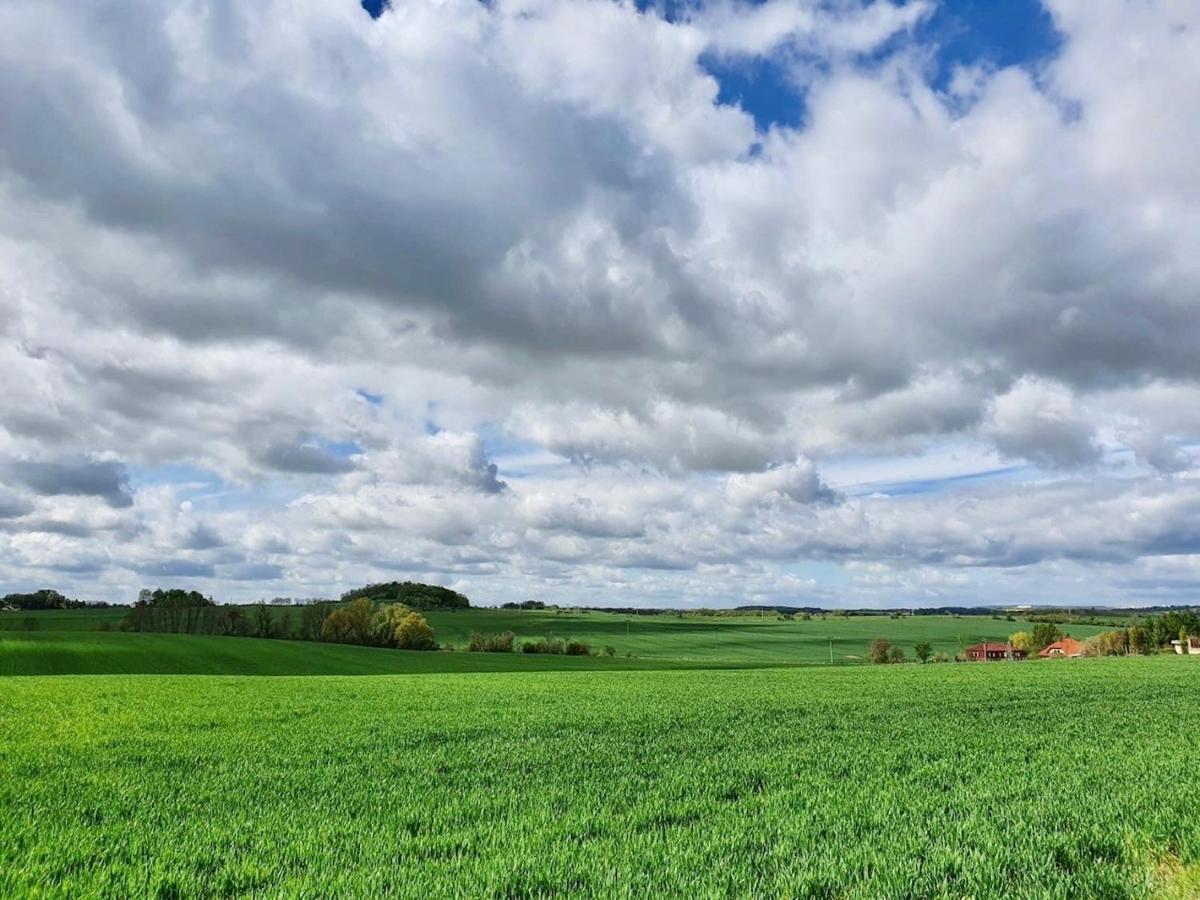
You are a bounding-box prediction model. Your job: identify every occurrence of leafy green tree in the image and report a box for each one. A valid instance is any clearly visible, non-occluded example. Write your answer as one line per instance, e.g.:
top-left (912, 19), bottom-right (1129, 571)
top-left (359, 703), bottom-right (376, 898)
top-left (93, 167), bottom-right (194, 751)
top-left (914, 641), bottom-right (933, 663)
top-left (394, 613), bottom-right (437, 650)
top-left (1009, 631), bottom-right (1033, 654)
top-left (340, 581), bottom-right (469, 611)
top-left (1031, 622), bottom-right (1062, 651)
top-left (370, 603), bottom-right (413, 647)
top-left (320, 598), bottom-right (375, 644)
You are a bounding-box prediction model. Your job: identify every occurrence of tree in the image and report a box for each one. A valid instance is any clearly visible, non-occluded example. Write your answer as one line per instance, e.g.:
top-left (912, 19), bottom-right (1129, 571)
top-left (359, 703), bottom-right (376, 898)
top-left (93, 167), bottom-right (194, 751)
top-left (370, 603), bottom-right (413, 647)
top-left (887, 646), bottom-right (906, 664)
top-left (1031, 622), bottom-right (1062, 651)
top-left (340, 581), bottom-right (469, 611)
top-left (394, 613), bottom-right (437, 650)
top-left (252, 602), bottom-right (273, 639)
top-left (1009, 631), bottom-right (1033, 654)
top-left (2, 589), bottom-right (75, 611)
top-left (320, 597), bottom-right (374, 644)
top-left (914, 641), bottom-right (933, 664)
top-left (298, 602), bottom-right (330, 641)
top-left (869, 638), bottom-right (891, 664)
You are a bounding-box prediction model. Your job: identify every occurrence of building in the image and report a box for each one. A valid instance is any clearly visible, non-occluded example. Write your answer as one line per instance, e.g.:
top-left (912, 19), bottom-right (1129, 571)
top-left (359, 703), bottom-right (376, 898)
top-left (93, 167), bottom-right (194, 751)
top-left (965, 642), bottom-right (1026, 661)
top-left (1169, 636), bottom-right (1200, 656)
top-left (1039, 637), bottom-right (1085, 659)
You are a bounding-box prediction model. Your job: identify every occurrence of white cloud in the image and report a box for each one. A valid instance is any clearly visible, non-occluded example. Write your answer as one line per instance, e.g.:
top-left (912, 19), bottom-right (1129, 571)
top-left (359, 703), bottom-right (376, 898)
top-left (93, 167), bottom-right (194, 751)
top-left (0, 0), bottom-right (1198, 606)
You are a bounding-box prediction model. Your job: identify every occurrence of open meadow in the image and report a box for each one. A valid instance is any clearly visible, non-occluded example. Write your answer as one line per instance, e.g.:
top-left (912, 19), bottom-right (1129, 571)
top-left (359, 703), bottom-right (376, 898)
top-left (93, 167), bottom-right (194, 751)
top-left (0, 606), bottom-right (1110, 674)
top-left (2, 656), bottom-right (1198, 897)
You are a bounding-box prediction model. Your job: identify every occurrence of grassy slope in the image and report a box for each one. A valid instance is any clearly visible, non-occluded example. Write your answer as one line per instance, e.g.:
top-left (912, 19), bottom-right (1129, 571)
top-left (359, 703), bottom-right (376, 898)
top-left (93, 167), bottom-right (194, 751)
top-left (0, 632), bottom-right (736, 677)
top-left (0, 607), bottom-right (127, 630)
top-left (421, 607), bottom-right (1110, 663)
top-left (0, 608), bottom-right (1113, 676)
top-left (2, 657), bottom-right (1197, 896)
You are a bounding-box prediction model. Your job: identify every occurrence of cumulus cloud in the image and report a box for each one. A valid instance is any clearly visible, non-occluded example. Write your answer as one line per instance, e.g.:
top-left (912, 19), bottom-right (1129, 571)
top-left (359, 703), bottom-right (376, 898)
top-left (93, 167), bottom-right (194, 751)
top-left (8, 459), bottom-right (134, 508)
top-left (724, 458), bottom-right (836, 506)
top-left (0, 0), bottom-right (1197, 605)
top-left (259, 441), bottom-right (357, 475)
top-left (983, 377), bottom-right (1100, 469)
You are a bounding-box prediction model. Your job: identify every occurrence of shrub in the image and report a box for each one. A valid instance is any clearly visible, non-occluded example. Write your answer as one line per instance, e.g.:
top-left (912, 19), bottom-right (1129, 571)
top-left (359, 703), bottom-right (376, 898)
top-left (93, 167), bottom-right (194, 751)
top-left (887, 647), bottom-right (906, 664)
top-left (565, 640), bottom-right (591, 656)
top-left (521, 637), bottom-right (565, 654)
top-left (869, 638), bottom-right (891, 664)
top-left (1083, 630), bottom-right (1127, 657)
top-left (603, 645), bottom-right (617, 657)
top-left (468, 632), bottom-right (515, 653)
top-left (394, 613), bottom-right (437, 651)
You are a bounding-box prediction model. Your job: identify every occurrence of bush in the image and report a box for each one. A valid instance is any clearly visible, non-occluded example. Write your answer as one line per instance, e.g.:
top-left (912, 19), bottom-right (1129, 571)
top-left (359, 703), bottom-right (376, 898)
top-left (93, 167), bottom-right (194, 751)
top-left (869, 638), bottom-right (891, 664)
top-left (603, 645), bottom-right (617, 657)
top-left (521, 637), bottom-right (565, 654)
top-left (564, 640), bottom-right (591, 656)
top-left (887, 647), bottom-right (905, 664)
top-left (468, 631), bottom-right (515, 653)
top-left (1083, 630), bottom-right (1127, 657)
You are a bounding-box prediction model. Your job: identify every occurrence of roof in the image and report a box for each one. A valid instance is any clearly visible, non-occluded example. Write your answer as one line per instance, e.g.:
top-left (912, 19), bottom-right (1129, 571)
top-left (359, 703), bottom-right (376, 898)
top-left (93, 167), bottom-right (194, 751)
top-left (1039, 637), bottom-right (1084, 657)
top-left (966, 642), bottom-right (1015, 653)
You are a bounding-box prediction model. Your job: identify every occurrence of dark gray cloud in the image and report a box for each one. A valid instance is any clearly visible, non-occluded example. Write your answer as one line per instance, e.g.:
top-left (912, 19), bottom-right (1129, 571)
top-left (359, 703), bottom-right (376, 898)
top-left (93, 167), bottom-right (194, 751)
top-left (181, 524), bottom-right (224, 550)
top-left (134, 560), bottom-right (217, 579)
top-left (0, 490), bottom-right (34, 519)
top-left (259, 442), bottom-right (356, 475)
top-left (223, 562), bottom-right (284, 581)
top-left (9, 459), bottom-right (133, 508)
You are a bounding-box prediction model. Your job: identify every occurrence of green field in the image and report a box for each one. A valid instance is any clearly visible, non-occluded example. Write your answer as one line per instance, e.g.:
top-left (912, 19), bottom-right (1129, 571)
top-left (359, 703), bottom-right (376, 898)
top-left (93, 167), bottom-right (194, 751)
top-left (420, 608), bottom-right (1109, 664)
top-left (2, 657), bottom-right (1197, 896)
top-left (0, 632), bottom-right (734, 677)
top-left (1, 606), bottom-right (1110, 674)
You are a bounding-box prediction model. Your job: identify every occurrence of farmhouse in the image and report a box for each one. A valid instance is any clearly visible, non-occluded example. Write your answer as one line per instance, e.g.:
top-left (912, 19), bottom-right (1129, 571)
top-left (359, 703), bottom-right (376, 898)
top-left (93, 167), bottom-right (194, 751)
top-left (964, 642), bottom-right (1025, 661)
top-left (1039, 638), bottom-right (1084, 659)
top-left (1169, 636), bottom-right (1200, 655)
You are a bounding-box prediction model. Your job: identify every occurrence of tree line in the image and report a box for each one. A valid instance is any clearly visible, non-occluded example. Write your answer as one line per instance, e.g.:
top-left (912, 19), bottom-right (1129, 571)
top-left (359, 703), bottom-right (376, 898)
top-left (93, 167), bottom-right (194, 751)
top-left (119, 588), bottom-right (440, 651)
top-left (1, 589), bottom-right (115, 610)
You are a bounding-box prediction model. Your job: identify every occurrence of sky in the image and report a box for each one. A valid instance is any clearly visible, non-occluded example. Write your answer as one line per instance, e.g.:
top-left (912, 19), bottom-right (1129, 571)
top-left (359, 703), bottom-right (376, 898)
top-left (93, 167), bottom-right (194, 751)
top-left (1, 0), bottom-right (1198, 609)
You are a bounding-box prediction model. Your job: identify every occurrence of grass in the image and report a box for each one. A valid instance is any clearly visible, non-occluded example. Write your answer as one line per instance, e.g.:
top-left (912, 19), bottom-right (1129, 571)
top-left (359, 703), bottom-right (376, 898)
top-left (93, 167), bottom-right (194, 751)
top-left (3, 606), bottom-right (1110, 667)
top-left (1, 656), bottom-right (1197, 896)
top-left (425, 608), bottom-right (1112, 664)
top-left (0, 608), bottom-right (1115, 677)
top-left (0, 632), bottom-right (740, 677)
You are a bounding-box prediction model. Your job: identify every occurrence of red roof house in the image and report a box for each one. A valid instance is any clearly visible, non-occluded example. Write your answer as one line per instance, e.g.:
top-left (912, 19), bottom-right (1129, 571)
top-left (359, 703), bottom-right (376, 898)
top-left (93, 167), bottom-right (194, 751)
top-left (965, 642), bottom-right (1026, 661)
top-left (1039, 637), bottom-right (1084, 659)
